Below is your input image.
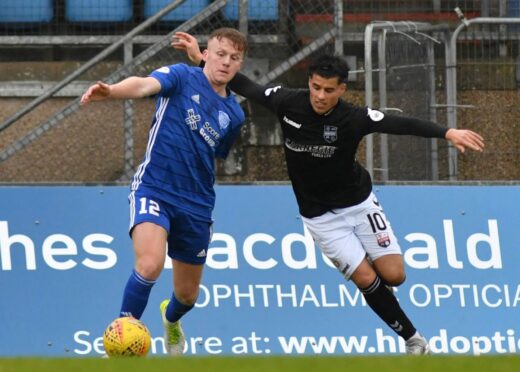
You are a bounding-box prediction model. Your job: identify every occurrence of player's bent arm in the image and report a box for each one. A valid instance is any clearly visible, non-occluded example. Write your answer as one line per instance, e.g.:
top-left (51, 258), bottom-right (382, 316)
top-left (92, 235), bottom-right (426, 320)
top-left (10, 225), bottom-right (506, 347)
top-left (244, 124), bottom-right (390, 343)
top-left (175, 33), bottom-right (271, 106)
top-left (108, 76), bottom-right (161, 99)
top-left (172, 32), bottom-right (203, 65)
top-left (193, 58), bottom-right (270, 106)
top-left (228, 73), bottom-right (270, 105)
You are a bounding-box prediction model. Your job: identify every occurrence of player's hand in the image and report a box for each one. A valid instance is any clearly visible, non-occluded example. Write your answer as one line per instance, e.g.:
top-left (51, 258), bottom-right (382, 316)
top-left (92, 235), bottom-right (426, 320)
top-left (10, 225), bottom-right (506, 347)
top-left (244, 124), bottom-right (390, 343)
top-left (445, 128), bottom-right (485, 153)
top-left (171, 32), bottom-right (203, 65)
top-left (80, 81), bottom-right (111, 105)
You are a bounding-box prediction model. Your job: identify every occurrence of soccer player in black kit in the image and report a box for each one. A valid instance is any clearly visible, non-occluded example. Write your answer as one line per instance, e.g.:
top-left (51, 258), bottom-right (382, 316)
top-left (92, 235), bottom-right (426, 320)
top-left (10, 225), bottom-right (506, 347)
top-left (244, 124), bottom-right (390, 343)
top-left (173, 31), bottom-right (485, 354)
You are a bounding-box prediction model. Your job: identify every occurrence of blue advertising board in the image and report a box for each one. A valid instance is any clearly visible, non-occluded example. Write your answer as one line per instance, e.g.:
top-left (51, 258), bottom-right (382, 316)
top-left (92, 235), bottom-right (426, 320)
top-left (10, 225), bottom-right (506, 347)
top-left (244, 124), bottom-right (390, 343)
top-left (0, 185), bottom-right (519, 356)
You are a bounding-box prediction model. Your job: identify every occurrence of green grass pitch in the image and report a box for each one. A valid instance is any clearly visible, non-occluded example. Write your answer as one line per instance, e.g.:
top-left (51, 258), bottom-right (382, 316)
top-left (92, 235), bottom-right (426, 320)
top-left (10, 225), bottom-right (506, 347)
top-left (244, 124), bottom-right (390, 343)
top-left (1, 355), bottom-right (520, 372)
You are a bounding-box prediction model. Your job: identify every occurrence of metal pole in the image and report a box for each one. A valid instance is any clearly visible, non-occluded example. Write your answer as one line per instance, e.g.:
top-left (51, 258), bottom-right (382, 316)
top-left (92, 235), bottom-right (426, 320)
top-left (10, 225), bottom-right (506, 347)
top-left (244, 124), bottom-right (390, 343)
top-left (378, 30), bottom-right (388, 181)
top-left (238, 0), bottom-right (248, 36)
top-left (481, 0), bottom-right (490, 17)
top-left (334, 0), bottom-right (344, 56)
top-left (499, 0), bottom-right (508, 57)
top-left (433, 0), bottom-right (441, 13)
top-left (364, 24), bottom-right (375, 177)
top-left (446, 24), bottom-right (460, 180)
top-left (123, 41), bottom-right (134, 181)
top-left (427, 41), bottom-right (439, 181)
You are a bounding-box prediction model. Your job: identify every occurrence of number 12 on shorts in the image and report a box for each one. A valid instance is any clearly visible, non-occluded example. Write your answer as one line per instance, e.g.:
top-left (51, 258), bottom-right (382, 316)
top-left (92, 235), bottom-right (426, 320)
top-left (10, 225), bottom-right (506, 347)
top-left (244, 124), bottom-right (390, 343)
top-left (139, 197), bottom-right (160, 216)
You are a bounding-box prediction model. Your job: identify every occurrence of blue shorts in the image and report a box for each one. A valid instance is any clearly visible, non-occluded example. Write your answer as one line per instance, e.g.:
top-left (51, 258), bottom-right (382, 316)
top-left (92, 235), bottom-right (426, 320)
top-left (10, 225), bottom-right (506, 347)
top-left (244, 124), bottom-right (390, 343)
top-left (128, 190), bottom-right (212, 265)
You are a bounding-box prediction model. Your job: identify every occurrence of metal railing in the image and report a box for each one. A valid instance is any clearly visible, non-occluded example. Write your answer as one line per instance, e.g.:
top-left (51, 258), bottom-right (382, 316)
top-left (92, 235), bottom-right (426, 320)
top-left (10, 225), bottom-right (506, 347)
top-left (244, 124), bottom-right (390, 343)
top-left (445, 15), bottom-right (520, 180)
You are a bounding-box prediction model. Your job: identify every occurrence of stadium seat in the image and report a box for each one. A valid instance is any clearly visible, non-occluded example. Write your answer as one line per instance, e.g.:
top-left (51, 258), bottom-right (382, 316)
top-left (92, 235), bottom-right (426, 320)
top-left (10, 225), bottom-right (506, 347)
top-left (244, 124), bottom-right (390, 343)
top-left (0, 0), bottom-right (53, 23)
top-left (222, 0), bottom-right (279, 21)
top-left (65, 0), bottom-right (133, 22)
top-left (143, 0), bottom-right (210, 22)
top-left (507, 0), bottom-right (520, 31)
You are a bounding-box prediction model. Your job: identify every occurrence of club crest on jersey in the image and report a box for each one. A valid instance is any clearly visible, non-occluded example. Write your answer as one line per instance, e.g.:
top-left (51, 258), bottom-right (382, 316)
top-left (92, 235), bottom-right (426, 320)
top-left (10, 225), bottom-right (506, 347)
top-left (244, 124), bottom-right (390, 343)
top-left (323, 125), bottom-right (338, 143)
top-left (218, 111), bottom-right (230, 130)
top-left (185, 108), bottom-right (201, 130)
top-left (376, 232), bottom-right (391, 247)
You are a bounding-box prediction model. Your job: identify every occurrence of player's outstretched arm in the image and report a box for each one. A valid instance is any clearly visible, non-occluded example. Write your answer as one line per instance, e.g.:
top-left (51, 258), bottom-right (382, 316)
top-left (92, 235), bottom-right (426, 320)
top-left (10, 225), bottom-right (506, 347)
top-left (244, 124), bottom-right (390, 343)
top-left (368, 114), bottom-right (485, 155)
top-left (445, 128), bottom-right (485, 153)
top-left (172, 32), bottom-right (203, 65)
top-left (80, 77), bottom-right (161, 105)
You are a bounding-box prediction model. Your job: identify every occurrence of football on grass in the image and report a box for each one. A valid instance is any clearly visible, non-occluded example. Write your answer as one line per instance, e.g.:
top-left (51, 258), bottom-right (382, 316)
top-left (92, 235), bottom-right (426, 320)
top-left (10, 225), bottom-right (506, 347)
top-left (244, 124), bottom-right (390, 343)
top-left (103, 316), bottom-right (151, 357)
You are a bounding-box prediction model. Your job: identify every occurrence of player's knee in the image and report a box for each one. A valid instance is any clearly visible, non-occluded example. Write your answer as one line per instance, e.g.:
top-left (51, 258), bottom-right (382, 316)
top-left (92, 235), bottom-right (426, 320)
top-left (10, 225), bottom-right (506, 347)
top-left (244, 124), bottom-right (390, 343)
top-left (135, 259), bottom-right (163, 280)
top-left (383, 272), bottom-right (406, 287)
top-left (350, 260), bottom-right (378, 289)
top-left (174, 289), bottom-right (198, 306)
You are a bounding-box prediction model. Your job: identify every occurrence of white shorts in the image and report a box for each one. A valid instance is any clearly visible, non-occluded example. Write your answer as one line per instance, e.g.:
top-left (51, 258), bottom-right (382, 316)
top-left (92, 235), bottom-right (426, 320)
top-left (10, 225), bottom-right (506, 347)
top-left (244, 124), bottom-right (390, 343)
top-left (301, 192), bottom-right (401, 279)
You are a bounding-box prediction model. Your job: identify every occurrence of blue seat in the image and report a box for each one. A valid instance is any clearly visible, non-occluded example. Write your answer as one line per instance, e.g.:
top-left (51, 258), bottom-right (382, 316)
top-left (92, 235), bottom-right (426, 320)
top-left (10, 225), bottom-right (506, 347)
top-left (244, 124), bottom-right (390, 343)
top-left (507, 0), bottom-right (520, 31)
top-left (508, 0), bottom-right (520, 17)
top-left (0, 0), bottom-right (53, 23)
top-left (65, 0), bottom-right (133, 22)
top-left (223, 0), bottom-right (278, 21)
top-left (143, 0), bottom-right (210, 22)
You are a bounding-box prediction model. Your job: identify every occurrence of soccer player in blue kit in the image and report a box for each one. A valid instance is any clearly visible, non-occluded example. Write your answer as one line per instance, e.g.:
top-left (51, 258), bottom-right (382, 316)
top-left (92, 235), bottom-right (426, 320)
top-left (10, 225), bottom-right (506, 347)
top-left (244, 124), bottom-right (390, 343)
top-left (80, 28), bottom-right (247, 356)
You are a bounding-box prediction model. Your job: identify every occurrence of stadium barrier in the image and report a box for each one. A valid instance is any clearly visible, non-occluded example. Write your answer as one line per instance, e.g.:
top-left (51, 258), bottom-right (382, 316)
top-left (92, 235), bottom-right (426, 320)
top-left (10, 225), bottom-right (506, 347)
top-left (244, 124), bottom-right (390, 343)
top-left (1, 185), bottom-right (519, 356)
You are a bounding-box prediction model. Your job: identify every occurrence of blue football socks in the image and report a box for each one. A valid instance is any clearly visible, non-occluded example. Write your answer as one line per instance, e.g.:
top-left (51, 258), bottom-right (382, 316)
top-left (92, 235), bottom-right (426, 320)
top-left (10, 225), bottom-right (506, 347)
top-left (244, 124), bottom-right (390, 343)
top-left (119, 269), bottom-right (156, 319)
top-left (166, 293), bottom-right (194, 323)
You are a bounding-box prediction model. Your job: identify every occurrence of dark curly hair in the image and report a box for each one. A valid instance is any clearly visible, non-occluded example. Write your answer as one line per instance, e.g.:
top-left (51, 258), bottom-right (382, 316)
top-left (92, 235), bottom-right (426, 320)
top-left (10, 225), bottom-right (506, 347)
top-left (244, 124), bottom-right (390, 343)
top-left (308, 55), bottom-right (350, 84)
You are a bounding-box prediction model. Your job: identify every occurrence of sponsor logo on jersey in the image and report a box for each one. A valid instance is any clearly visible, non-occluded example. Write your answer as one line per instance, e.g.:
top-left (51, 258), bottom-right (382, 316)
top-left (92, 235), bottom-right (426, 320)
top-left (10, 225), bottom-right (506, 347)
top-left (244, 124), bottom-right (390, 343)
top-left (199, 129), bottom-right (215, 147)
top-left (264, 85), bottom-right (281, 96)
top-left (185, 108), bottom-right (201, 130)
top-left (191, 94), bottom-right (200, 104)
top-left (376, 232), bottom-right (391, 247)
top-left (323, 125), bottom-right (338, 143)
top-left (218, 111), bottom-right (230, 130)
top-left (199, 122), bottom-right (220, 148)
top-left (203, 122), bottom-right (220, 139)
top-left (156, 66), bottom-right (170, 74)
top-left (283, 115), bottom-right (302, 129)
top-left (285, 139), bottom-right (337, 158)
top-left (367, 108), bottom-right (385, 121)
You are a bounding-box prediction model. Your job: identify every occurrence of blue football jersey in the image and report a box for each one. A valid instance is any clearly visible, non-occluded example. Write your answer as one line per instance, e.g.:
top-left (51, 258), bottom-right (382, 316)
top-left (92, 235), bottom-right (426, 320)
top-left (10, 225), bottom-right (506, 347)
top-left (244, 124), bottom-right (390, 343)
top-left (131, 63), bottom-right (245, 219)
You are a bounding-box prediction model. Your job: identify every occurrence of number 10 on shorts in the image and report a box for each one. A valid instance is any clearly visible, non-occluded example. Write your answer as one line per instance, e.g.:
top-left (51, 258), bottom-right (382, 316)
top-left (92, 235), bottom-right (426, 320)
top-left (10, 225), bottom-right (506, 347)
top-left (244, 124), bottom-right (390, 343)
top-left (367, 212), bottom-right (387, 232)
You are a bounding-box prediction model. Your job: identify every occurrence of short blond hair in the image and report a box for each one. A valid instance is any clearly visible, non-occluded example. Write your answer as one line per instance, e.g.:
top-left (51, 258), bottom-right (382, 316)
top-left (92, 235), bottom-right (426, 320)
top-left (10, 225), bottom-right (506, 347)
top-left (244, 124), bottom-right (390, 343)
top-left (208, 27), bottom-right (248, 55)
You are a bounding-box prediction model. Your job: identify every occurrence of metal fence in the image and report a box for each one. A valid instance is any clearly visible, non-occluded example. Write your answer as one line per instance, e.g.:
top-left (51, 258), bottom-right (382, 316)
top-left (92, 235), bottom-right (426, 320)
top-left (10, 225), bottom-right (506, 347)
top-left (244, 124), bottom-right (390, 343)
top-left (363, 22), bottom-right (450, 182)
top-left (0, 0), bottom-right (519, 183)
top-left (0, 0), bottom-right (339, 183)
top-left (446, 15), bottom-right (520, 181)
